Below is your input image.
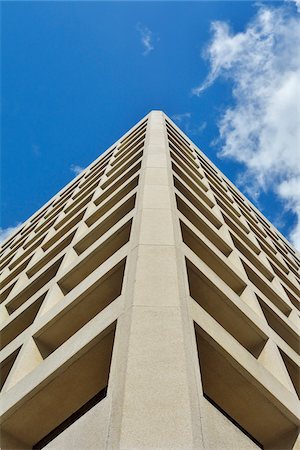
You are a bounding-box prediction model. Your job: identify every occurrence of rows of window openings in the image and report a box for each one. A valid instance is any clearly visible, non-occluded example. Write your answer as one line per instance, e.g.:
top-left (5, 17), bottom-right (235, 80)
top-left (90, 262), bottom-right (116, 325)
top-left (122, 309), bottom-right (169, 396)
top-left (0, 123), bottom-right (146, 373)
top-left (0, 151), bottom-right (143, 313)
top-left (166, 119), bottom-right (300, 446)
top-left (166, 120), bottom-right (299, 352)
top-left (193, 141), bottom-right (300, 276)
top-left (198, 151), bottom-right (299, 270)
top-left (173, 150), bottom-right (299, 321)
top-left (0, 118), bottom-right (147, 256)
top-left (0, 118), bottom-right (146, 261)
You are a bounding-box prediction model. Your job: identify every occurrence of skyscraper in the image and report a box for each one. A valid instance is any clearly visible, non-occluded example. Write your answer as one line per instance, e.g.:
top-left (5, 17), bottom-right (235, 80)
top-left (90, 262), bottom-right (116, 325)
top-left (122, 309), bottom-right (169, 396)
top-left (0, 111), bottom-right (299, 450)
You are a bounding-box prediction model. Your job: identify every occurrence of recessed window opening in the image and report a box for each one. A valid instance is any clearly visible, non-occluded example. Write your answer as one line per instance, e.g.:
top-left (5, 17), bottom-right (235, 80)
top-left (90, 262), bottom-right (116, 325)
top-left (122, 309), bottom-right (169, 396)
top-left (242, 261), bottom-right (292, 316)
top-left (6, 257), bottom-right (63, 314)
top-left (285, 261), bottom-right (300, 282)
top-left (58, 219), bottom-right (132, 294)
top-left (203, 393), bottom-right (264, 449)
top-left (278, 349), bottom-right (300, 399)
top-left (2, 325), bottom-right (116, 449)
top-left (209, 182), bottom-right (234, 206)
top-left (168, 133), bottom-right (196, 164)
top-left (0, 255), bottom-right (34, 291)
top-left (176, 196), bottom-right (232, 257)
top-left (104, 150), bottom-right (143, 188)
top-left (35, 260), bottom-right (125, 358)
top-left (0, 347), bottom-right (21, 391)
top-left (20, 222), bottom-right (37, 238)
top-left (174, 173), bottom-right (213, 208)
top-left (93, 172), bottom-right (139, 210)
top-left (68, 182), bottom-right (98, 208)
top-left (215, 196), bottom-right (241, 219)
top-left (42, 210), bottom-right (86, 251)
top-left (257, 297), bottom-right (299, 355)
top-left (76, 195), bottom-right (136, 254)
top-left (27, 231), bottom-right (76, 279)
top-left (8, 235), bottom-right (27, 252)
top-left (101, 159), bottom-right (142, 190)
top-left (30, 203), bottom-right (54, 225)
top-left (87, 176), bottom-right (138, 227)
top-left (188, 260), bottom-right (266, 357)
top-left (0, 293), bottom-right (46, 350)
top-left (205, 172), bottom-right (228, 196)
top-left (221, 208), bottom-right (250, 237)
top-left (171, 152), bottom-right (204, 183)
top-left (89, 150), bottom-right (114, 171)
top-left (81, 167), bottom-right (105, 187)
top-left (167, 126), bottom-right (193, 153)
top-left (172, 161), bottom-right (208, 194)
top-left (74, 176), bottom-right (102, 200)
top-left (165, 120), bottom-right (191, 146)
top-left (0, 281), bottom-right (17, 305)
top-left (116, 131), bottom-right (146, 160)
top-left (229, 233), bottom-right (274, 282)
top-left (0, 230), bottom-right (21, 252)
top-left (110, 141), bottom-right (144, 173)
top-left (282, 285), bottom-right (299, 311)
top-left (0, 253), bottom-right (16, 272)
top-left (248, 221), bottom-right (268, 241)
top-left (194, 323), bottom-right (298, 449)
top-left (119, 119), bottom-right (147, 145)
top-left (281, 252), bottom-right (300, 274)
top-left (56, 182), bottom-right (80, 202)
top-left (32, 218), bottom-right (57, 242)
top-left (173, 166), bottom-right (213, 209)
top-left (182, 223), bottom-right (247, 296)
top-left (268, 261), bottom-right (300, 298)
top-left (118, 128), bottom-right (146, 155)
top-left (254, 234), bottom-right (277, 257)
top-left (40, 204), bottom-right (65, 225)
top-left (197, 154), bottom-right (219, 172)
top-left (9, 236), bottom-right (45, 270)
top-left (174, 177), bottom-right (222, 229)
top-left (33, 387), bottom-right (108, 449)
top-left (169, 143), bottom-right (198, 172)
top-left (56, 196), bottom-right (91, 230)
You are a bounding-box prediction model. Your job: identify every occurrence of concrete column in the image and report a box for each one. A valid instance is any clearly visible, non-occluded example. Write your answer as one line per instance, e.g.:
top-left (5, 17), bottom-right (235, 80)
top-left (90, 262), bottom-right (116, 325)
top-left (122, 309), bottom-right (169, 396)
top-left (107, 111), bottom-right (196, 449)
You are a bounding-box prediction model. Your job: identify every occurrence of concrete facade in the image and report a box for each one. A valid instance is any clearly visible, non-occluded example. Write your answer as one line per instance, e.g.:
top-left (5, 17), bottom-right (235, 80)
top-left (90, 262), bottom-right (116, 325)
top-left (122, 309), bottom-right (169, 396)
top-left (0, 111), bottom-right (299, 449)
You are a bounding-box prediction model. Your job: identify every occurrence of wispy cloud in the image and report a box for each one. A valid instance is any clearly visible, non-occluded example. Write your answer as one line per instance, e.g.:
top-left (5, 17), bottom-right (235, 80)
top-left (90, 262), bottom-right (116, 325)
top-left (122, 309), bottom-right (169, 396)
top-left (171, 112), bottom-right (206, 136)
top-left (291, 0), bottom-right (300, 12)
top-left (0, 223), bottom-right (22, 244)
top-left (32, 144), bottom-right (41, 157)
top-left (137, 23), bottom-right (156, 56)
top-left (70, 164), bottom-right (84, 176)
top-left (172, 112), bottom-right (192, 124)
top-left (193, 5), bottom-right (300, 249)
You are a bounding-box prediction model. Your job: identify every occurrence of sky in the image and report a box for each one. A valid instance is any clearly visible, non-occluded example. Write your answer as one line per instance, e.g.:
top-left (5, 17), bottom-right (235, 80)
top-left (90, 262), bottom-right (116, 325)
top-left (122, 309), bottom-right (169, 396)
top-left (1, 1), bottom-right (300, 250)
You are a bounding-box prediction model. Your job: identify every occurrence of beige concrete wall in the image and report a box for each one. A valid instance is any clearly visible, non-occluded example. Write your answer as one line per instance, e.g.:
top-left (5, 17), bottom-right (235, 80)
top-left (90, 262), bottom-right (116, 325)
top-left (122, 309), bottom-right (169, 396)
top-left (0, 111), bottom-right (299, 450)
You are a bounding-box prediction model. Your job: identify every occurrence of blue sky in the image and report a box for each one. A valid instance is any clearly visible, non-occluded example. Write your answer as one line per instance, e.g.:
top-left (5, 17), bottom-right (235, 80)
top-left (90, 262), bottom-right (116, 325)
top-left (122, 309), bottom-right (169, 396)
top-left (2, 1), bottom-right (300, 248)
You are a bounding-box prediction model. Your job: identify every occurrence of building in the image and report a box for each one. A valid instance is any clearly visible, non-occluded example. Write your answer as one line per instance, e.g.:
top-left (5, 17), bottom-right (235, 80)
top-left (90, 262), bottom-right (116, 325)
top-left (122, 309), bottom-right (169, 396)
top-left (0, 111), bottom-right (299, 450)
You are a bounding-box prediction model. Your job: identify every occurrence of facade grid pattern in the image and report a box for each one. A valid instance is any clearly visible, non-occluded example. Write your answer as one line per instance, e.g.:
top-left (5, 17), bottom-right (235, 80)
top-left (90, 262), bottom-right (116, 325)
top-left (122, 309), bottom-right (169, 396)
top-left (0, 111), bottom-right (299, 450)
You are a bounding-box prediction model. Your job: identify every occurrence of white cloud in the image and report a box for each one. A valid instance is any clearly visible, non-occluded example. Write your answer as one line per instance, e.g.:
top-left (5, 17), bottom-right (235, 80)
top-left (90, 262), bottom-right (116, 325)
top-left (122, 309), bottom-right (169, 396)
top-left (137, 23), bottom-right (155, 56)
top-left (193, 5), bottom-right (300, 250)
top-left (291, 0), bottom-right (300, 12)
top-left (0, 223), bottom-right (22, 244)
top-left (70, 164), bottom-right (84, 176)
top-left (172, 112), bottom-right (192, 123)
top-left (171, 112), bottom-right (207, 136)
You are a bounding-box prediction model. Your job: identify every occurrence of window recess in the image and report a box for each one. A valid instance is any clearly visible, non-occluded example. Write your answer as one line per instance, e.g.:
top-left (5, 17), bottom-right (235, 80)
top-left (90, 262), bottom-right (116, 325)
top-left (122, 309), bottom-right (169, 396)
top-left (188, 260), bottom-right (267, 357)
top-left (1, 324), bottom-right (116, 449)
top-left (58, 219), bottom-right (131, 294)
top-left (194, 323), bottom-right (298, 449)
